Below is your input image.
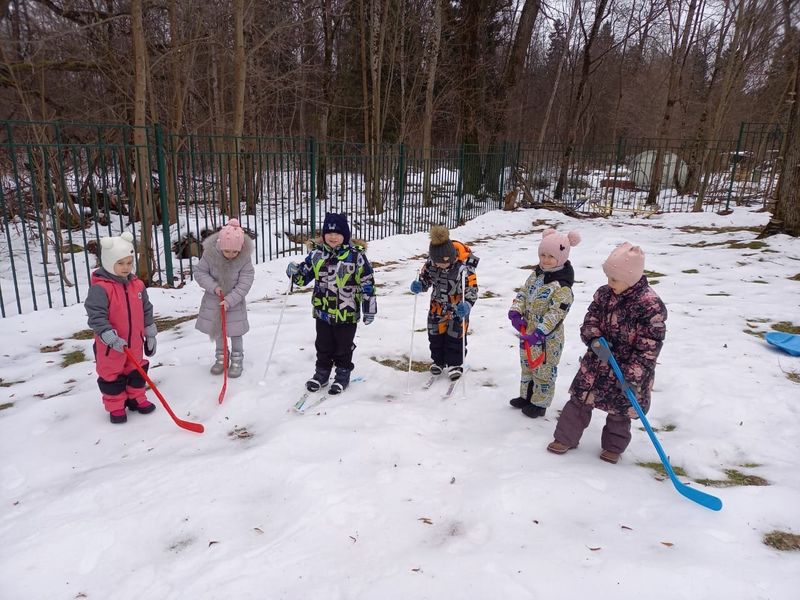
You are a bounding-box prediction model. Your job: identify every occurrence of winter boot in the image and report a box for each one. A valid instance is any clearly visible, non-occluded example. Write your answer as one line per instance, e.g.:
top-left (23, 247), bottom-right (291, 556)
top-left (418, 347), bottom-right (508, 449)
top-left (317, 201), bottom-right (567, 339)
top-left (229, 352), bottom-right (244, 378)
top-left (329, 368), bottom-right (352, 395)
top-left (509, 397), bottom-right (529, 409)
top-left (522, 404), bottom-right (547, 418)
top-left (546, 440), bottom-right (575, 455)
top-left (306, 368), bottom-right (331, 392)
top-left (109, 409), bottom-right (127, 424)
top-left (447, 365), bottom-right (463, 381)
top-left (125, 398), bottom-right (156, 414)
top-left (210, 350), bottom-right (227, 375)
top-left (600, 450), bottom-right (620, 464)
top-left (429, 363), bottom-right (444, 375)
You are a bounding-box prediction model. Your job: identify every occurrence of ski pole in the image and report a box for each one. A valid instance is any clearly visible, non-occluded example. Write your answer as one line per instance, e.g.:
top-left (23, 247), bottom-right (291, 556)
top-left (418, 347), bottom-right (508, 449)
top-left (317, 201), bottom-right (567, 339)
top-left (460, 268), bottom-right (467, 398)
top-left (123, 348), bottom-right (204, 434)
top-left (218, 293), bottom-right (228, 405)
top-left (258, 281), bottom-right (292, 386)
top-left (596, 337), bottom-right (722, 511)
top-left (405, 292), bottom-right (419, 395)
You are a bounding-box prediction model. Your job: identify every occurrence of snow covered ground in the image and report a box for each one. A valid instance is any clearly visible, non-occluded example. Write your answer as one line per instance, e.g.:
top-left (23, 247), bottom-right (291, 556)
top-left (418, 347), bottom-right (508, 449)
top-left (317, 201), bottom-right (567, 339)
top-left (1, 206), bottom-right (799, 599)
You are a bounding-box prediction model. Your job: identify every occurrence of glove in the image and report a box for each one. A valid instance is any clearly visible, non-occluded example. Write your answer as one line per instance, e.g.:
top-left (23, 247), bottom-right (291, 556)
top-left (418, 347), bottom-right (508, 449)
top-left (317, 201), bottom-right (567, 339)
top-left (363, 313), bottom-right (375, 325)
top-left (521, 328), bottom-right (546, 345)
top-left (589, 338), bottom-right (612, 363)
top-left (286, 262), bottom-right (300, 277)
top-left (144, 323), bottom-right (157, 357)
top-left (409, 280), bottom-right (423, 294)
top-left (214, 286), bottom-right (223, 298)
top-left (454, 301), bottom-right (471, 318)
top-left (100, 329), bottom-right (127, 353)
top-left (508, 310), bottom-right (527, 332)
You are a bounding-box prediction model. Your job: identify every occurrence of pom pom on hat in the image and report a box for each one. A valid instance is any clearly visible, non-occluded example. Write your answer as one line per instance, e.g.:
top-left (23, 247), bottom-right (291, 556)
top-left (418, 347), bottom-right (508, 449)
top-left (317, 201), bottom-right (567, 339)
top-left (99, 231), bottom-right (135, 273)
top-left (429, 225), bottom-right (456, 263)
top-left (538, 228), bottom-right (581, 268)
top-left (322, 212), bottom-right (351, 245)
top-left (217, 218), bottom-right (245, 252)
top-left (602, 242), bottom-right (645, 287)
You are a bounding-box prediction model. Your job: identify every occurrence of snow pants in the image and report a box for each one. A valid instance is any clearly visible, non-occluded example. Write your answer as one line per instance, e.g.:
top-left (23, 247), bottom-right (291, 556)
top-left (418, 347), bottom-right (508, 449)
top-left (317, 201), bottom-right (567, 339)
top-left (553, 397), bottom-right (637, 454)
top-left (315, 320), bottom-right (357, 373)
top-left (518, 347), bottom-right (558, 409)
top-left (428, 316), bottom-right (467, 368)
top-left (96, 359), bottom-right (149, 413)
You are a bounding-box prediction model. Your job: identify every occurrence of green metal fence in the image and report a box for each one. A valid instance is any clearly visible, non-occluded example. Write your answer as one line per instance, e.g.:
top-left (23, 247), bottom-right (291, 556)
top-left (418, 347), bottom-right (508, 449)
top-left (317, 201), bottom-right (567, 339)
top-left (0, 119), bottom-right (783, 317)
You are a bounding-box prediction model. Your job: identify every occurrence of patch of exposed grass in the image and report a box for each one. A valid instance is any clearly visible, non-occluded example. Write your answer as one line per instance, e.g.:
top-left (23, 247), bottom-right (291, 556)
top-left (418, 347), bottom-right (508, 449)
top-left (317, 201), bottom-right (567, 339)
top-left (789, 273), bottom-right (800, 281)
top-left (694, 468), bottom-right (769, 488)
top-left (675, 240), bottom-right (731, 248)
top-left (61, 350), bottom-right (86, 368)
top-left (649, 280), bottom-right (660, 285)
top-left (40, 343), bottom-right (64, 353)
top-left (637, 461), bottom-right (687, 478)
top-left (740, 462), bottom-right (762, 468)
top-left (763, 531), bottom-right (800, 551)
top-left (155, 314), bottom-right (197, 332)
top-left (0, 402), bottom-right (14, 411)
top-left (61, 243), bottom-right (84, 253)
top-left (748, 317), bottom-right (770, 323)
top-left (480, 290), bottom-right (500, 299)
top-left (706, 292), bottom-right (730, 296)
top-left (747, 279), bottom-right (769, 284)
top-left (787, 371), bottom-right (800, 384)
top-left (372, 356), bottom-right (429, 372)
top-left (640, 423), bottom-right (677, 433)
top-left (644, 270), bottom-right (665, 278)
top-left (678, 226), bottom-right (761, 234)
top-left (682, 269), bottom-right (699, 274)
top-left (71, 329), bottom-right (95, 340)
top-left (0, 378), bottom-right (23, 388)
top-left (771, 321), bottom-right (800, 335)
top-left (728, 240), bottom-right (767, 250)
top-left (742, 329), bottom-right (763, 338)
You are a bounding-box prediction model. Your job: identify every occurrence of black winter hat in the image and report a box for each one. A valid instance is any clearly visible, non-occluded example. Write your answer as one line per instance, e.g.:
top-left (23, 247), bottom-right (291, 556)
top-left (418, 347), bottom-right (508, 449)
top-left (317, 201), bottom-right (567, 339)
top-left (322, 212), bottom-right (351, 245)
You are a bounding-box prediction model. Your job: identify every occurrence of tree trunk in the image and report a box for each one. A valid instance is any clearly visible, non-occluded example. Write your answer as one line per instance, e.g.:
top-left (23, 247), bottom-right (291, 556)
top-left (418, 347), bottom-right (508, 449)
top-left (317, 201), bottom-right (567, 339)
top-left (422, 0), bottom-right (443, 207)
top-left (228, 0), bottom-right (247, 218)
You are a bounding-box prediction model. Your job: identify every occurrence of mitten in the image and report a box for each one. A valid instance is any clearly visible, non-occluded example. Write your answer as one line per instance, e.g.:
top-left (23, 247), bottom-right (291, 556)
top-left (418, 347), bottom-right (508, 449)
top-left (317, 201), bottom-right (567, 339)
top-left (144, 323), bottom-right (157, 357)
top-left (590, 338), bottom-right (612, 363)
top-left (100, 329), bottom-right (127, 353)
top-left (521, 328), bottom-right (546, 345)
top-left (508, 310), bottom-right (527, 332)
top-left (363, 313), bottom-right (375, 325)
top-left (286, 262), bottom-right (300, 277)
top-left (409, 280), bottom-right (423, 294)
top-left (454, 301), bottom-right (471, 318)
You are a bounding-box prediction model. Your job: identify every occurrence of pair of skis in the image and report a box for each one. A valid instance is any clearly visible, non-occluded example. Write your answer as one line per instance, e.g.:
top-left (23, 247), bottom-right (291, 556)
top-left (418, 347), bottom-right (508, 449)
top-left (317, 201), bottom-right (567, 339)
top-left (292, 377), bottom-right (364, 414)
top-left (422, 368), bottom-right (467, 398)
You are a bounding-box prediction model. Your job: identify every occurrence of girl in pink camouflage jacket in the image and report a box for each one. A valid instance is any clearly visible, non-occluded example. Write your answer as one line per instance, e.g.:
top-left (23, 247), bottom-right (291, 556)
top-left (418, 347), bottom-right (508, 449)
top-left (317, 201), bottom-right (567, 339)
top-left (547, 242), bottom-right (667, 464)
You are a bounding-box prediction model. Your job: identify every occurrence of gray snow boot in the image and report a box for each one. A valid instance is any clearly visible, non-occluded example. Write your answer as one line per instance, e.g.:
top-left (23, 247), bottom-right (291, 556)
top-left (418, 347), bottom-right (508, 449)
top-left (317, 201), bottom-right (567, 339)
top-left (229, 352), bottom-right (244, 378)
top-left (329, 368), bottom-right (352, 395)
top-left (210, 350), bottom-right (227, 375)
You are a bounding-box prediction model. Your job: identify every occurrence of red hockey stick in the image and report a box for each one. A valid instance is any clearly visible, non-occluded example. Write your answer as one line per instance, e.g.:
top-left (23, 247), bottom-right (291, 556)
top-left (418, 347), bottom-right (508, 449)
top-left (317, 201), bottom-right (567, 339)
top-left (520, 325), bottom-right (545, 370)
top-left (124, 348), bottom-right (205, 434)
top-left (218, 295), bottom-right (228, 405)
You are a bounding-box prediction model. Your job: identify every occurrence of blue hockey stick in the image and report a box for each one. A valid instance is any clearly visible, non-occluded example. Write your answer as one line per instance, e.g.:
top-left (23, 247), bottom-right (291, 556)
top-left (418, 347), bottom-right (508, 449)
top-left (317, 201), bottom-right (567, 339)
top-left (597, 337), bottom-right (722, 511)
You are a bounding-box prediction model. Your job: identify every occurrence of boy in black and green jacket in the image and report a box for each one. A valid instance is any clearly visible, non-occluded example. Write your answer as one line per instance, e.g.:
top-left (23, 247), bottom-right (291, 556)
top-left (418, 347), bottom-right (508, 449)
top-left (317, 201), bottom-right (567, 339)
top-left (287, 212), bottom-right (377, 394)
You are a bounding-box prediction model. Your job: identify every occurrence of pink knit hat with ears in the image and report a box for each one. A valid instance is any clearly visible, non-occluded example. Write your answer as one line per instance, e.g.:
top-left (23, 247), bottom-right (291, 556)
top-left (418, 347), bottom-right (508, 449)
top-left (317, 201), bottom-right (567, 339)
top-left (538, 228), bottom-right (581, 267)
top-left (602, 242), bottom-right (645, 287)
top-left (217, 219), bottom-right (245, 252)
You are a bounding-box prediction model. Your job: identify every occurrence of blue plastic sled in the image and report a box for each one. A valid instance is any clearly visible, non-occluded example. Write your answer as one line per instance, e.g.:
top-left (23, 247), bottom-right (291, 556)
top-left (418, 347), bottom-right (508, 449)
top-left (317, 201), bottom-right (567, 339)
top-left (765, 332), bottom-right (800, 357)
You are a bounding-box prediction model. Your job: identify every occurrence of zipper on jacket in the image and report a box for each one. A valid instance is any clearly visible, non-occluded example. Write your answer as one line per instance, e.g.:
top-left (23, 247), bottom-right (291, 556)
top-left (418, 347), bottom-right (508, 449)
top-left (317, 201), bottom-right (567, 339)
top-left (124, 281), bottom-right (133, 346)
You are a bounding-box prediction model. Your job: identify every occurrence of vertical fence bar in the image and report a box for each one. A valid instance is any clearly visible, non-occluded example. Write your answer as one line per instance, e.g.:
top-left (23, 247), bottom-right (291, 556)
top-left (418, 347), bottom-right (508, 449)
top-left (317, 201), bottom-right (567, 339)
top-left (725, 122), bottom-right (745, 211)
top-left (153, 124), bottom-right (174, 285)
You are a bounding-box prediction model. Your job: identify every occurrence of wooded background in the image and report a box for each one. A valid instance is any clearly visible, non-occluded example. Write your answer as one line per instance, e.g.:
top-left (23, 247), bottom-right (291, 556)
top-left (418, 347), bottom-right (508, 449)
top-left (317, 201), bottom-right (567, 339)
top-left (1, 0), bottom-right (796, 149)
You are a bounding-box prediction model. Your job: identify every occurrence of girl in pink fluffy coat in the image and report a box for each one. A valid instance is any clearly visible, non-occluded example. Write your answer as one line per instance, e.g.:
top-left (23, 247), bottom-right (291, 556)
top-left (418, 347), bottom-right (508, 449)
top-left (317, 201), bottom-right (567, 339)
top-left (547, 242), bottom-right (667, 464)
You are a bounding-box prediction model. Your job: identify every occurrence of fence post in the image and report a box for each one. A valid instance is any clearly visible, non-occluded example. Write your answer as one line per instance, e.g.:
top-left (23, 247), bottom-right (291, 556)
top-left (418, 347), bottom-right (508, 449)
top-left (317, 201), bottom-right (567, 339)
top-left (725, 122), bottom-right (745, 211)
top-left (498, 141), bottom-right (508, 208)
top-left (397, 143), bottom-right (406, 233)
top-left (456, 144), bottom-right (465, 225)
top-left (610, 136), bottom-right (625, 213)
top-left (153, 123), bottom-right (174, 285)
top-left (308, 136), bottom-right (317, 236)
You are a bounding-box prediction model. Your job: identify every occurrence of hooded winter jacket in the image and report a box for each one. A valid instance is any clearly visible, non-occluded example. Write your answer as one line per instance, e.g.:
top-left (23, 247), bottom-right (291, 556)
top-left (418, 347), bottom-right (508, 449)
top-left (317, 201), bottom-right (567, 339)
top-left (194, 233), bottom-right (255, 338)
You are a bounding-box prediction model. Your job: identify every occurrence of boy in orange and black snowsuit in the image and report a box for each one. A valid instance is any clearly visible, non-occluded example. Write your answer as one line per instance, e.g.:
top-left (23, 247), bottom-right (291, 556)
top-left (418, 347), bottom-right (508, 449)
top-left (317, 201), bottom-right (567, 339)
top-left (409, 226), bottom-right (478, 380)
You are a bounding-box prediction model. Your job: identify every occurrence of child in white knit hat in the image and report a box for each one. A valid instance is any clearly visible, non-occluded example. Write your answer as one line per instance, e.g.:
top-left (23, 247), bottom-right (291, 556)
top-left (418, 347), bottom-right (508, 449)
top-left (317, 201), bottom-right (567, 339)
top-left (508, 228), bottom-right (580, 418)
top-left (85, 232), bottom-right (158, 424)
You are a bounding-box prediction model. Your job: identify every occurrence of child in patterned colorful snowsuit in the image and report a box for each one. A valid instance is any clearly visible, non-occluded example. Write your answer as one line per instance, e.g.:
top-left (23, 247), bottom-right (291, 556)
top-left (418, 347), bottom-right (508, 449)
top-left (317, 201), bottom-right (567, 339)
top-left (85, 232), bottom-right (157, 424)
top-left (286, 213), bottom-right (377, 395)
top-left (548, 242), bottom-right (668, 464)
top-left (508, 228), bottom-right (581, 418)
top-left (194, 219), bottom-right (255, 378)
top-left (409, 226), bottom-right (479, 381)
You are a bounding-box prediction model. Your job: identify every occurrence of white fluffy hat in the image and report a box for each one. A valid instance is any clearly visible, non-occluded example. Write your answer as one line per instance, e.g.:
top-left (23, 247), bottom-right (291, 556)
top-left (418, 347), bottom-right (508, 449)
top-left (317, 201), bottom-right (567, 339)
top-left (100, 232), bottom-right (135, 273)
